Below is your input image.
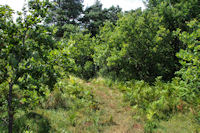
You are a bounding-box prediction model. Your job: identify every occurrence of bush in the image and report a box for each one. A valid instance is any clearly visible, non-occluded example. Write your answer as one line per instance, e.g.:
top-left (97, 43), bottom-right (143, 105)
top-left (124, 77), bottom-right (181, 120)
top-left (175, 19), bottom-right (200, 104)
top-left (63, 33), bottom-right (96, 79)
top-left (43, 76), bottom-right (94, 110)
top-left (123, 75), bottom-right (200, 131)
top-left (94, 9), bottom-right (176, 82)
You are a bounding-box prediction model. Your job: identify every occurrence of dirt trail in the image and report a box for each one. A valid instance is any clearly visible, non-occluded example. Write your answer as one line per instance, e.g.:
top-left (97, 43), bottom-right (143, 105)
top-left (88, 83), bottom-right (144, 133)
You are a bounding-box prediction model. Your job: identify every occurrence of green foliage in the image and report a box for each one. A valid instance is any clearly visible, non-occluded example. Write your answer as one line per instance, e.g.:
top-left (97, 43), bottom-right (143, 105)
top-left (47, 0), bottom-right (83, 25)
top-left (80, 0), bottom-right (122, 36)
top-left (0, 0), bottom-right (58, 86)
top-left (62, 24), bottom-right (81, 39)
top-left (144, 120), bottom-right (158, 133)
top-left (175, 20), bottom-right (200, 104)
top-left (13, 112), bottom-right (51, 133)
top-left (1, 0), bottom-right (200, 132)
top-left (124, 78), bottom-right (179, 120)
top-left (93, 0), bottom-right (199, 82)
top-left (0, 76), bottom-right (98, 133)
top-left (94, 9), bottom-right (175, 82)
top-left (0, 1), bottom-right (59, 131)
top-left (121, 77), bottom-right (198, 131)
top-left (146, 0), bottom-right (200, 78)
top-left (46, 0), bottom-right (83, 37)
top-left (43, 76), bottom-right (94, 109)
top-left (64, 33), bottom-right (96, 79)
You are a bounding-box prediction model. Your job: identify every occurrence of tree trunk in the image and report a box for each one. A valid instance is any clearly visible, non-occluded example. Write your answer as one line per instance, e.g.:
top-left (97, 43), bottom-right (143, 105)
top-left (8, 81), bottom-right (14, 133)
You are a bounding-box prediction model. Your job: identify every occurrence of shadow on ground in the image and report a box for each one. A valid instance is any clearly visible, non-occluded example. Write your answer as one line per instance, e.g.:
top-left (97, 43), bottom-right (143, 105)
top-left (14, 112), bottom-right (52, 133)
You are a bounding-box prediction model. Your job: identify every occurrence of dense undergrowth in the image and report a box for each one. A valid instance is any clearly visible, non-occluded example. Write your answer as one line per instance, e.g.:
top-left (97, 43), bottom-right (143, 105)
top-left (1, 76), bottom-right (200, 132)
top-left (122, 78), bottom-right (200, 132)
top-left (0, 76), bottom-right (100, 132)
top-left (91, 77), bottom-right (200, 132)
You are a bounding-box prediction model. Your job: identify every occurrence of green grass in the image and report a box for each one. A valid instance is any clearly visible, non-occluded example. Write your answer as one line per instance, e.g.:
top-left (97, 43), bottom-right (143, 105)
top-left (157, 113), bottom-right (200, 133)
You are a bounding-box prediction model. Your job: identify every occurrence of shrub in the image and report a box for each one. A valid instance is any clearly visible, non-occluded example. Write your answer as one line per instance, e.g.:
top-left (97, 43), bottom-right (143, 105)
top-left (43, 76), bottom-right (94, 110)
top-left (175, 19), bottom-right (200, 104)
top-left (124, 77), bottom-right (181, 120)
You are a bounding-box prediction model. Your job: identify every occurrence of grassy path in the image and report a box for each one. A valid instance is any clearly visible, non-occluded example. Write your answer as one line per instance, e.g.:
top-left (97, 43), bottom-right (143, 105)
top-left (85, 80), bottom-right (200, 133)
top-left (3, 77), bottom-right (198, 133)
top-left (86, 82), bottom-right (144, 133)
top-left (7, 77), bottom-right (199, 133)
